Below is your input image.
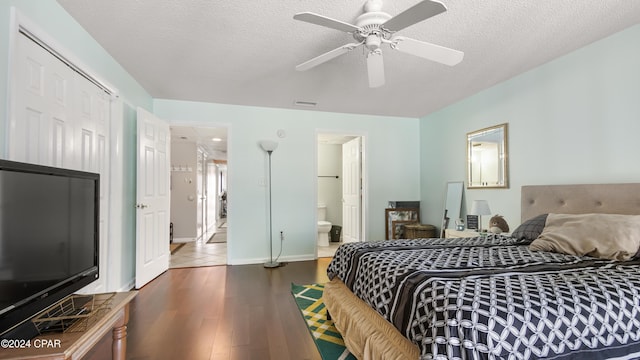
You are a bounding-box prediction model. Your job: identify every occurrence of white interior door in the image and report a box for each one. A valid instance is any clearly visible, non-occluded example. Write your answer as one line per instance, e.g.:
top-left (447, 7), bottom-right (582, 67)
top-left (135, 107), bottom-right (170, 288)
top-left (196, 150), bottom-right (204, 240)
top-left (207, 162), bottom-right (217, 231)
top-left (342, 137), bottom-right (362, 243)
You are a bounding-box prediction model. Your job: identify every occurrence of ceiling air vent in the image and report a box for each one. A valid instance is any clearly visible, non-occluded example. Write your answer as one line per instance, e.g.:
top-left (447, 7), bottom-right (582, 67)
top-left (294, 101), bottom-right (317, 107)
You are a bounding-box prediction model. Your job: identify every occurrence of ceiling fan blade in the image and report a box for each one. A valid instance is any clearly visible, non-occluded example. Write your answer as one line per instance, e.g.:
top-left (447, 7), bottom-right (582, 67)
top-left (293, 12), bottom-right (360, 33)
top-left (296, 42), bottom-right (363, 71)
top-left (382, 0), bottom-right (447, 32)
top-left (391, 36), bottom-right (464, 66)
top-left (367, 51), bottom-right (385, 88)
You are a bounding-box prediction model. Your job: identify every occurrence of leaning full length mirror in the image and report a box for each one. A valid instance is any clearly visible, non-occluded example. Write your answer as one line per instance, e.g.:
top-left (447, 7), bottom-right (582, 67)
top-left (467, 123), bottom-right (508, 189)
top-left (441, 181), bottom-right (463, 236)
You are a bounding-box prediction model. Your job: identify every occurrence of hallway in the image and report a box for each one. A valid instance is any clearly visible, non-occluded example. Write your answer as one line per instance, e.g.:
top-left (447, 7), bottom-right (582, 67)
top-left (170, 223), bottom-right (227, 268)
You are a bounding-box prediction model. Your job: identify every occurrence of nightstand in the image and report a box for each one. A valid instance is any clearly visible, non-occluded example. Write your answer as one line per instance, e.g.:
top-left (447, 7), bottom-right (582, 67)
top-left (445, 229), bottom-right (480, 238)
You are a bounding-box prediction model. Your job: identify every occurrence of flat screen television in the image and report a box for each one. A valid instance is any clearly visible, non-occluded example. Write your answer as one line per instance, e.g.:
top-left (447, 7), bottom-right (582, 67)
top-left (0, 159), bottom-right (99, 339)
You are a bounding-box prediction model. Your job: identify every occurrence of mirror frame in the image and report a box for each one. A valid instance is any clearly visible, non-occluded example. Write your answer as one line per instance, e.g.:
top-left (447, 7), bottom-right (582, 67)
top-left (441, 181), bottom-right (464, 236)
top-left (466, 123), bottom-right (509, 189)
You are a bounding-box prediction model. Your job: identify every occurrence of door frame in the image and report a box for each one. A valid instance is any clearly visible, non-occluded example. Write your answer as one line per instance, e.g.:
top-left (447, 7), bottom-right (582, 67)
top-left (315, 130), bottom-right (368, 256)
top-left (167, 122), bottom-right (231, 261)
top-left (196, 145), bottom-right (217, 241)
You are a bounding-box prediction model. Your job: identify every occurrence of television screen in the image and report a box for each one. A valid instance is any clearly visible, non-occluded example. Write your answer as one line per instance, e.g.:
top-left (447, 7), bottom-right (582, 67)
top-left (0, 160), bottom-right (99, 337)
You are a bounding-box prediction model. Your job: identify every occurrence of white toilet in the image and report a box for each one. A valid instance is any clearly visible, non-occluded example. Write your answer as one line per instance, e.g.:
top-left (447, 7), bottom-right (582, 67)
top-left (317, 204), bottom-right (332, 247)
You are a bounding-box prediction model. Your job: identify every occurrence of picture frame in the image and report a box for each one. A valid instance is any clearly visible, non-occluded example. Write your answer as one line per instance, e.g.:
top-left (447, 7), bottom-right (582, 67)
top-left (466, 215), bottom-right (479, 230)
top-left (385, 208), bottom-right (420, 240)
top-left (391, 220), bottom-right (418, 240)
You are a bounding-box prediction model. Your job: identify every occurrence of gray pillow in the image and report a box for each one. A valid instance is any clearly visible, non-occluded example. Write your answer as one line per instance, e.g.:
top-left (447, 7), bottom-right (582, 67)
top-left (511, 214), bottom-right (548, 241)
top-left (530, 213), bottom-right (640, 261)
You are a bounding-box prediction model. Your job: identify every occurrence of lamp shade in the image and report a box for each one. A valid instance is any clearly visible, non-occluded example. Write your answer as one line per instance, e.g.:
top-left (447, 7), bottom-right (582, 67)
top-left (259, 140), bottom-right (278, 152)
top-left (470, 200), bottom-right (491, 216)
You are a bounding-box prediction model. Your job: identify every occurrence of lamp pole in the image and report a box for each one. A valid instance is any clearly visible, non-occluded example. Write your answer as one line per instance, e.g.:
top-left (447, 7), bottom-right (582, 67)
top-left (260, 140), bottom-right (280, 268)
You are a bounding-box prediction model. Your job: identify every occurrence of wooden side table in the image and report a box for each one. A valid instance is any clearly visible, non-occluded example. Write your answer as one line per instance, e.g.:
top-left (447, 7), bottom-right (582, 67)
top-left (0, 291), bottom-right (137, 360)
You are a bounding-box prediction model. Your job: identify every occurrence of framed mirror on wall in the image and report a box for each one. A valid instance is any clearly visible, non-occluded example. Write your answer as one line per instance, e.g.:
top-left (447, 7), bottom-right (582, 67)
top-left (467, 123), bottom-right (509, 189)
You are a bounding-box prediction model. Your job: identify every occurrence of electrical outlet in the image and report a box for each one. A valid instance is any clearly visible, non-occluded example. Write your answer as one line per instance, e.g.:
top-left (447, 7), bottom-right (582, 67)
top-left (280, 231), bottom-right (284, 241)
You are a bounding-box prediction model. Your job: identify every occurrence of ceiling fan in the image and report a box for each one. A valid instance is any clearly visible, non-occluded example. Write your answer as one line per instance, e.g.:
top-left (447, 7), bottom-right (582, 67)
top-left (293, 0), bottom-right (464, 88)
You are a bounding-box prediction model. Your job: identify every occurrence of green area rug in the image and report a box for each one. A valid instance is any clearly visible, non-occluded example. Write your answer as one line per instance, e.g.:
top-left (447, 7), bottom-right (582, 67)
top-left (291, 283), bottom-right (356, 360)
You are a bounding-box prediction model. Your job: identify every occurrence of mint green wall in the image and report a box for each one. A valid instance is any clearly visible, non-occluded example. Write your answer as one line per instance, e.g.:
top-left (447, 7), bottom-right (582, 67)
top-left (10, 0), bottom-right (637, 280)
top-left (154, 100), bottom-right (421, 264)
top-left (0, 0), bottom-right (419, 277)
top-left (420, 25), bottom-right (640, 230)
top-left (0, 1), bottom-right (153, 289)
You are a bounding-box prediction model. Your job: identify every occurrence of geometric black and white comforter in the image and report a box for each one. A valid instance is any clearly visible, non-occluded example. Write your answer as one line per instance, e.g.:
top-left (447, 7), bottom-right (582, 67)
top-left (327, 235), bottom-right (640, 360)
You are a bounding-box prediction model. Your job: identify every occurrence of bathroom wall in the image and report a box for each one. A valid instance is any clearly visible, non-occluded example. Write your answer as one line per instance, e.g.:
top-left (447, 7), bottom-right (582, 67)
top-left (317, 143), bottom-right (343, 227)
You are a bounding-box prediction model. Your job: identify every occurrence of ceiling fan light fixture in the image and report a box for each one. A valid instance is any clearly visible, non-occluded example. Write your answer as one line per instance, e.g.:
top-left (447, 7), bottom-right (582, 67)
top-left (365, 35), bottom-right (382, 50)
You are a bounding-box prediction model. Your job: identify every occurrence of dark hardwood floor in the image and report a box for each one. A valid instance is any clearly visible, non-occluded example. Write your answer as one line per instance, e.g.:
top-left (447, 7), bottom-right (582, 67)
top-left (123, 259), bottom-right (332, 360)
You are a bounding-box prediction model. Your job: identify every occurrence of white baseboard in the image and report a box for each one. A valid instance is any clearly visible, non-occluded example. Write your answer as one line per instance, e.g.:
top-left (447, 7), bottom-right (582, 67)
top-left (117, 279), bottom-right (136, 292)
top-left (227, 254), bottom-right (316, 266)
top-left (172, 237), bottom-right (195, 243)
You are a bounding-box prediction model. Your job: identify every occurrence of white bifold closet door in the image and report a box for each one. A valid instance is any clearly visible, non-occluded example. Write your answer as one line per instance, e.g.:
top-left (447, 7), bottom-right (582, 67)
top-left (9, 32), bottom-right (111, 294)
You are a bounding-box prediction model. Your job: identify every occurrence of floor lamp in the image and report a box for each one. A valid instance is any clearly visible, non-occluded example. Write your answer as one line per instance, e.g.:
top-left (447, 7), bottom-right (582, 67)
top-left (260, 140), bottom-right (280, 268)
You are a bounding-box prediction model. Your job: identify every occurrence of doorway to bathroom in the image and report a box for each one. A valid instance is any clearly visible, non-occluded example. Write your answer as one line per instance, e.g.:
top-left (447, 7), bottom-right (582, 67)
top-left (317, 133), bottom-right (367, 258)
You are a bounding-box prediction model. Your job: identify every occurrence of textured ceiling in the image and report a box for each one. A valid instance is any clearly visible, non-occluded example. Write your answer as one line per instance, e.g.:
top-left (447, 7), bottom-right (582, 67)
top-left (57, 0), bottom-right (640, 118)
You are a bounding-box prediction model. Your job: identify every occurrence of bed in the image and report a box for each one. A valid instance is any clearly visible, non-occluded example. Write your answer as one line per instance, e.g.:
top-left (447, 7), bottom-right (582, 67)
top-left (323, 183), bottom-right (640, 360)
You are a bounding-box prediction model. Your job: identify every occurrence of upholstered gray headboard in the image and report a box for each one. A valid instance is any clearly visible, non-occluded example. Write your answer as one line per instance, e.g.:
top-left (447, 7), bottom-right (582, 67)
top-left (521, 183), bottom-right (640, 222)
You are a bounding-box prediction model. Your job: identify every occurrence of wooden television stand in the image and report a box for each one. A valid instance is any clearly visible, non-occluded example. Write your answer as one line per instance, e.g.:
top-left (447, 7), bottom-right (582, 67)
top-left (0, 292), bottom-right (137, 360)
